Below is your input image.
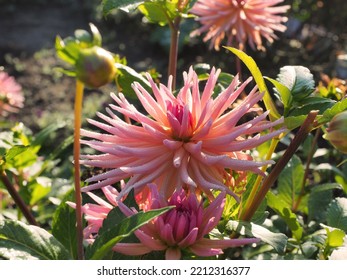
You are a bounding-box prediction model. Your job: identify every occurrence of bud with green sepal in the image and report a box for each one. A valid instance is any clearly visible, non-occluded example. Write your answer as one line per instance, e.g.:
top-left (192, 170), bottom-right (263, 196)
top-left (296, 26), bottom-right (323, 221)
top-left (324, 110), bottom-right (347, 153)
top-left (75, 46), bottom-right (116, 88)
top-left (55, 23), bottom-right (116, 88)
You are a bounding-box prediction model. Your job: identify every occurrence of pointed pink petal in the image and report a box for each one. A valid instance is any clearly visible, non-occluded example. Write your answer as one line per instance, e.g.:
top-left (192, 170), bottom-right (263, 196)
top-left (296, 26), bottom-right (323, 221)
top-left (102, 186), bottom-right (120, 206)
top-left (189, 241), bottom-right (223, 257)
top-left (135, 230), bottom-right (167, 251)
top-left (112, 243), bottom-right (153, 256)
top-left (160, 224), bottom-right (176, 246)
top-left (178, 228), bottom-right (199, 248)
top-left (86, 191), bottom-right (113, 209)
top-left (194, 237), bottom-right (260, 250)
top-left (202, 192), bottom-right (225, 226)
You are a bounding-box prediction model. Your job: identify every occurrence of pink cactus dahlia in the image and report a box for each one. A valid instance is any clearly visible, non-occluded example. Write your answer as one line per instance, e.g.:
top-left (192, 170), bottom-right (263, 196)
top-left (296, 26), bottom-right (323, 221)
top-left (81, 67), bottom-right (285, 200)
top-left (190, 0), bottom-right (290, 51)
top-left (114, 184), bottom-right (260, 259)
top-left (0, 70), bottom-right (24, 116)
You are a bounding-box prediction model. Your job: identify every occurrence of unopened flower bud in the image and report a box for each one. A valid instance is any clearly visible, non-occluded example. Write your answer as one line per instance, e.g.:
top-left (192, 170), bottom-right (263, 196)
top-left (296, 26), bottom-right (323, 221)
top-left (75, 46), bottom-right (116, 88)
top-left (324, 110), bottom-right (347, 153)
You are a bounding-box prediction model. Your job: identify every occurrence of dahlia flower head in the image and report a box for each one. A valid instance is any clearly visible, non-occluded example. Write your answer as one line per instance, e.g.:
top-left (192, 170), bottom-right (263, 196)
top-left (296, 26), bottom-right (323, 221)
top-left (81, 67), bottom-right (285, 201)
top-left (75, 184), bottom-right (260, 259)
top-left (0, 70), bottom-right (24, 116)
top-left (190, 0), bottom-right (290, 51)
top-left (116, 184), bottom-right (260, 259)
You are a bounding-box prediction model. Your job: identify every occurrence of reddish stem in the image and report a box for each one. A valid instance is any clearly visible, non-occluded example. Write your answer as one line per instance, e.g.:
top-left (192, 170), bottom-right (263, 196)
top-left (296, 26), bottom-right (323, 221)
top-left (241, 111), bottom-right (318, 221)
top-left (168, 16), bottom-right (181, 91)
top-left (292, 128), bottom-right (321, 212)
top-left (0, 170), bottom-right (38, 226)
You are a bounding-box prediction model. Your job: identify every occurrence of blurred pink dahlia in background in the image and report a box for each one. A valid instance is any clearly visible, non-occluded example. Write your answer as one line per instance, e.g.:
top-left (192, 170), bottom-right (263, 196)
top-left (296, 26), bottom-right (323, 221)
top-left (114, 184), bottom-right (260, 259)
top-left (81, 67), bottom-right (285, 200)
top-left (190, 0), bottom-right (290, 51)
top-left (0, 70), bottom-right (24, 116)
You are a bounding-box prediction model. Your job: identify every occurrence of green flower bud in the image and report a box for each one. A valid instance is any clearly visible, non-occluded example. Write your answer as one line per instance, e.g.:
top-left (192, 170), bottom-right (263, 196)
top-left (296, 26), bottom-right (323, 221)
top-left (75, 46), bottom-right (116, 88)
top-left (324, 110), bottom-right (347, 153)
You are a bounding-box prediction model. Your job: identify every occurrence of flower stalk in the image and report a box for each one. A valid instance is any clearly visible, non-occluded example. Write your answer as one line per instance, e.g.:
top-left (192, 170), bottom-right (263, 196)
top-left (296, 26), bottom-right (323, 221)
top-left (0, 170), bottom-right (38, 226)
top-left (73, 79), bottom-right (85, 260)
top-left (168, 16), bottom-right (181, 91)
top-left (240, 110), bottom-right (319, 221)
top-left (292, 128), bottom-right (321, 212)
top-left (239, 136), bottom-right (280, 219)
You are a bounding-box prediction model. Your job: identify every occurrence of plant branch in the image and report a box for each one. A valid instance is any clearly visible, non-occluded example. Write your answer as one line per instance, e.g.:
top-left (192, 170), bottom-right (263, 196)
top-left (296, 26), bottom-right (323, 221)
top-left (239, 137), bottom-right (280, 219)
top-left (74, 79), bottom-right (85, 260)
top-left (0, 170), bottom-right (38, 226)
top-left (292, 128), bottom-right (321, 212)
top-left (168, 16), bottom-right (181, 91)
top-left (241, 110), bottom-right (319, 221)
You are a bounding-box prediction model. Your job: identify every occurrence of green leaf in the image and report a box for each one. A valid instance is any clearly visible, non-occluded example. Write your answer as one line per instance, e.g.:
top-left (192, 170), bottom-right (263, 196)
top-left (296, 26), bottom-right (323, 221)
top-left (55, 36), bottom-right (76, 65)
top-left (52, 190), bottom-right (77, 259)
top-left (227, 220), bottom-right (288, 254)
top-left (326, 197), bottom-right (347, 231)
top-left (90, 23), bottom-right (102, 47)
top-left (98, 189), bottom-right (138, 236)
top-left (194, 63), bottom-right (211, 77)
top-left (5, 145), bottom-right (38, 169)
top-left (267, 192), bottom-right (303, 240)
top-left (265, 76), bottom-right (292, 113)
top-left (335, 175), bottom-right (347, 195)
top-left (301, 241), bottom-right (319, 258)
top-left (55, 36), bottom-right (80, 65)
top-left (315, 163), bottom-right (347, 181)
top-left (308, 184), bottom-right (341, 222)
top-left (214, 72), bottom-right (236, 96)
top-left (284, 115), bottom-right (307, 130)
top-left (311, 183), bottom-right (343, 193)
top-left (276, 66), bottom-right (315, 102)
top-left (326, 227), bottom-right (345, 248)
top-left (85, 206), bottom-right (173, 260)
top-left (224, 47), bottom-right (280, 120)
top-left (138, 2), bottom-right (170, 26)
top-left (115, 63), bottom-right (151, 99)
top-left (288, 97), bottom-right (336, 117)
top-left (317, 98), bottom-right (347, 125)
top-left (276, 155), bottom-right (305, 210)
top-left (74, 29), bottom-right (93, 45)
top-left (28, 177), bottom-right (52, 205)
top-left (0, 219), bottom-right (71, 260)
top-left (5, 145), bottom-right (29, 162)
top-left (102, 0), bottom-right (144, 14)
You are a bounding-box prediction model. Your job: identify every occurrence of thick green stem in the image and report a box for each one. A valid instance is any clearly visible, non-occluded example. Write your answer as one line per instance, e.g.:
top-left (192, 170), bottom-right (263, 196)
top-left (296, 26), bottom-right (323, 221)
top-left (0, 170), bottom-right (38, 226)
top-left (74, 79), bottom-right (84, 260)
top-left (241, 111), bottom-right (318, 221)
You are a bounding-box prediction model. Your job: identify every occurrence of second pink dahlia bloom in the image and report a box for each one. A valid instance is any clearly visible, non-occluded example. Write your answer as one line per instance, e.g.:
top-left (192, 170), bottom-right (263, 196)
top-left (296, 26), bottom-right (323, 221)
top-left (81, 67), bottom-right (284, 200)
top-left (114, 184), bottom-right (260, 259)
top-left (0, 70), bottom-right (24, 116)
top-left (190, 0), bottom-right (290, 51)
